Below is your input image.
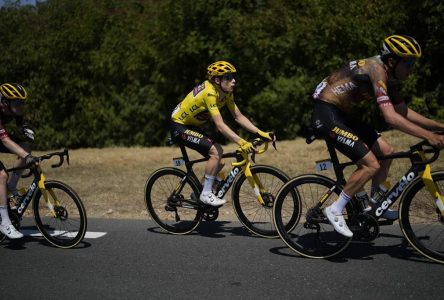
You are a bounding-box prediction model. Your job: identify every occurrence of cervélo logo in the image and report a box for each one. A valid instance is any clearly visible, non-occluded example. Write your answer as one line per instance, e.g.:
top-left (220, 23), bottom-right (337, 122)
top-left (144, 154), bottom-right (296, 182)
top-left (375, 172), bottom-right (415, 217)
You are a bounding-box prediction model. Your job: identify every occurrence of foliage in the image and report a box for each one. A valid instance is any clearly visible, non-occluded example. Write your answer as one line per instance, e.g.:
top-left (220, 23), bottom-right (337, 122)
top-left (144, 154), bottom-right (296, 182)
top-left (0, 0), bottom-right (442, 149)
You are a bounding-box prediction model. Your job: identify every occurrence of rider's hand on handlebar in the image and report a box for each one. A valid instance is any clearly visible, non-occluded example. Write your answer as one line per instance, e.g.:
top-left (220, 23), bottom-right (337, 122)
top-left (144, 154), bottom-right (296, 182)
top-left (427, 133), bottom-right (444, 149)
top-left (24, 154), bottom-right (39, 167)
top-left (238, 138), bottom-right (256, 154)
top-left (257, 130), bottom-right (276, 142)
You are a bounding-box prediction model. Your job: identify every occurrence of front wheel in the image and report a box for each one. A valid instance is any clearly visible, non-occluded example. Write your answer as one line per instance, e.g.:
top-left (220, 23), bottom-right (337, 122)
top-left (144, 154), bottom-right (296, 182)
top-left (33, 181), bottom-right (87, 249)
top-left (273, 174), bottom-right (352, 258)
top-left (145, 167), bottom-right (202, 234)
top-left (231, 165), bottom-right (297, 238)
top-left (399, 171), bottom-right (444, 264)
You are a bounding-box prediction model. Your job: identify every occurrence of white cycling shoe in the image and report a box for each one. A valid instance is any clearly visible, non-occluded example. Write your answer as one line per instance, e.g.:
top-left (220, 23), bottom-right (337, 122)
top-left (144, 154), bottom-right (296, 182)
top-left (199, 192), bottom-right (226, 206)
top-left (0, 224), bottom-right (24, 239)
top-left (323, 206), bottom-right (353, 237)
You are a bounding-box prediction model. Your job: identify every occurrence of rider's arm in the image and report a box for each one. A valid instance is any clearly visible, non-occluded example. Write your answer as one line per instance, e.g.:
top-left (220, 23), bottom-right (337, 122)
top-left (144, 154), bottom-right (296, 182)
top-left (230, 106), bottom-right (260, 134)
top-left (212, 113), bottom-right (244, 144)
top-left (0, 136), bottom-right (29, 159)
top-left (379, 104), bottom-right (444, 147)
top-left (394, 103), bottom-right (444, 131)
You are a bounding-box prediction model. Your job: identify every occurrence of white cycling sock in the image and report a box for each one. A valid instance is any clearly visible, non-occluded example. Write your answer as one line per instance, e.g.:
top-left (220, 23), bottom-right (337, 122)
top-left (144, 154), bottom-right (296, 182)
top-left (0, 206), bottom-right (12, 226)
top-left (202, 175), bottom-right (216, 195)
top-left (330, 191), bottom-right (351, 215)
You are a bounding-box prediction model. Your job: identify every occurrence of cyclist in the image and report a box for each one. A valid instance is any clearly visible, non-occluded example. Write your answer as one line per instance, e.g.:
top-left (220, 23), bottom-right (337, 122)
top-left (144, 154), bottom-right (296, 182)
top-left (0, 83), bottom-right (36, 239)
top-left (170, 61), bottom-right (275, 206)
top-left (311, 35), bottom-right (444, 237)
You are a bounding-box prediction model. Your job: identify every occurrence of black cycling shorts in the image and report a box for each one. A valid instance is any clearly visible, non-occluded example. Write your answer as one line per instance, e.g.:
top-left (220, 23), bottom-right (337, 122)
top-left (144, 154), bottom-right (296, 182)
top-left (311, 100), bottom-right (380, 162)
top-left (170, 122), bottom-right (215, 158)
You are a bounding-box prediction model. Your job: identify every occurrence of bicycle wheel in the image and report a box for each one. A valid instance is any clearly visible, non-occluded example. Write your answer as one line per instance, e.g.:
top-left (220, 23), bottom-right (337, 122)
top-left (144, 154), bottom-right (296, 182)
top-left (33, 180), bottom-right (87, 249)
top-left (232, 165), bottom-right (297, 238)
top-left (145, 167), bottom-right (202, 234)
top-left (399, 171), bottom-right (444, 264)
top-left (273, 174), bottom-right (352, 258)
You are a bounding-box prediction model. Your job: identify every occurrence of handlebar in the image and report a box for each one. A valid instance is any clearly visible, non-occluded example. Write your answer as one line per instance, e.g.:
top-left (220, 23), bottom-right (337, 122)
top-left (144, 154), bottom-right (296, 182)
top-left (232, 137), bottom-right (276, 167)
top-left (6, 149), bottom-right (70, 173)
top-left (410, 139), bottom-right (441, 165)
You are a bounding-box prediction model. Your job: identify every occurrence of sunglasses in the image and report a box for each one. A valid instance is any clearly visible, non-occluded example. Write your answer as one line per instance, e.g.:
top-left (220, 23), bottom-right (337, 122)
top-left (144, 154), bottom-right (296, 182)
top-left (402, 59), bottom-right (416, 69)
top-left (8, 99), bottom-right (26, 107)
top-left (221, 73), bottom-right (237, 81)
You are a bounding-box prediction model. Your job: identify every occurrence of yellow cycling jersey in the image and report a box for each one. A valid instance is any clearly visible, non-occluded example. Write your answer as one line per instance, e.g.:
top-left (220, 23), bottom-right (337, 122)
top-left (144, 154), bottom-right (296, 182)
top-left (171, 80), bottom-right (237, 126)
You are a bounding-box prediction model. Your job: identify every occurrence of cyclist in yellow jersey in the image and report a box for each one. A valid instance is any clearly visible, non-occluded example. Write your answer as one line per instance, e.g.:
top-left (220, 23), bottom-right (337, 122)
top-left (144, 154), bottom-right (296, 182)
top-left (170, 61), bottom-right (275, 206)
top-left (311, 35), bottom-right (444, 237)
top-left (0, 83), bottom-right (38, 239)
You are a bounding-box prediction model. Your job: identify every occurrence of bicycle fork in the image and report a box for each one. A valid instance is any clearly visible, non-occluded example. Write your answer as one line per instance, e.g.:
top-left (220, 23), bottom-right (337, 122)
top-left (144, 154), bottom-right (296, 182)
top-left (38, 172), bottom-right (59, 218)
top-left (421, 164), bottom-right (444, 217)
top-left (236, 156), bottom-right (269, 206)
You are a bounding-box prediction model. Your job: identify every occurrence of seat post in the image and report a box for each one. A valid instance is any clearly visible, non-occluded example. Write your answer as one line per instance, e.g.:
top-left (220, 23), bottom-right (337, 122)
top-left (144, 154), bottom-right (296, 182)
top-left (325, 141), bottom-right (346, 185)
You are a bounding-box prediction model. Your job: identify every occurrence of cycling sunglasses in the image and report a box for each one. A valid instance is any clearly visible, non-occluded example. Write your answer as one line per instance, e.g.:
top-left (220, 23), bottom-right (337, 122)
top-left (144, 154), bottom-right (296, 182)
top-left (401, 59), bottom-right (416, 69)
top-left (8, 99), bottom-right (26, 107)
top-left (221, 73), bottom-right (237, 81)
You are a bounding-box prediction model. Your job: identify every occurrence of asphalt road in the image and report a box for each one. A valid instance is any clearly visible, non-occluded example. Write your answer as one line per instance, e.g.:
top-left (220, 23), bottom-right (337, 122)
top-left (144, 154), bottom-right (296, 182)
top-left (1, 218), bottom-right (442, 299)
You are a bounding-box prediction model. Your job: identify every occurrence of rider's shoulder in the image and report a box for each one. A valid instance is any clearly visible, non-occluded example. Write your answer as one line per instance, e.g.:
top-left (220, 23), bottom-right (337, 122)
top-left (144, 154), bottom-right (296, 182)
top-left (203, 80), bottom-right (218, 99)
top-left (351, 56), bottom-right (384, 70)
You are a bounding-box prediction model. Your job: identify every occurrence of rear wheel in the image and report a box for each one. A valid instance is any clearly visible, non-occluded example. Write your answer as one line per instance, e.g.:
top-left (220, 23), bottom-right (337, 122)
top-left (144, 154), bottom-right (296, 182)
top-left (400, 171), bottom-right (444, 264)
top-left (33, 181), bottom-right (87, 249)
top-left (273, 174), bottom-right (352, 258)
top-left (145, 167), bottom-right (202, 234)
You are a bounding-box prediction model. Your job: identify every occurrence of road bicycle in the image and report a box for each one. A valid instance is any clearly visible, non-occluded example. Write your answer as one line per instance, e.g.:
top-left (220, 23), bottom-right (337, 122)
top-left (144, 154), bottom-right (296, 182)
top-left (273, 131), bottom-right (444, 264)
top-left (145, 137), bottom-right (298, 237)
top-left (0, 149), bottom-right (87, 249)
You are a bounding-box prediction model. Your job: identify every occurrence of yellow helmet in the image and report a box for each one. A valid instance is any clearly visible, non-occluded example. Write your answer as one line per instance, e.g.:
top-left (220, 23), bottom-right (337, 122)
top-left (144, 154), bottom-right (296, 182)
top-left (382, 35), bottom-right (422, 59)
top-left (0, 83), bottom-right (28, 101)
top-left (207, 61), bottom-right (237, 79)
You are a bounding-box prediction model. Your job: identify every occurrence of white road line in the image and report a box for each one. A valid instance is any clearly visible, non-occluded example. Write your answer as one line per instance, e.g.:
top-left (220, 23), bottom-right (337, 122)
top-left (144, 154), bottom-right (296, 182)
top-left (21, 229), bottom-right (107, 239)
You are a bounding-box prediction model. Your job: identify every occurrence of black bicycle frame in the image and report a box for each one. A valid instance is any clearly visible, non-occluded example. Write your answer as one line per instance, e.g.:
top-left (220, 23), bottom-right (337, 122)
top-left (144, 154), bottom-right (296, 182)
top-left (176, 143), bottom-right (245, 199)
top-left (322, 139), bottom-right (435, 220)
top-left (8, 168), bottom-right (41, 217)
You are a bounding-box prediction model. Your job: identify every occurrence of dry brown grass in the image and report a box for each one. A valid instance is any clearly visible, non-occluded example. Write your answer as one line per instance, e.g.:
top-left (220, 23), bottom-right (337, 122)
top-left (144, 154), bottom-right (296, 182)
top-left (2, 130), bottom-right (443, 220)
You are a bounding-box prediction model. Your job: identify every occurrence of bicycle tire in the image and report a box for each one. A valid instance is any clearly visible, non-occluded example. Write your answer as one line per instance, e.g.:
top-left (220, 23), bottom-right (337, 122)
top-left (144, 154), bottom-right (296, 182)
top-left (273, 174), bottom-right (352, 258)
top-left (145, 167), bottom-right (202, 234)
top-left (232, 165), bottom-right (297, 238)
top-left (33, 180), bottom-right (87, 249)
top-left (399, 171), bottom-right (444, 264)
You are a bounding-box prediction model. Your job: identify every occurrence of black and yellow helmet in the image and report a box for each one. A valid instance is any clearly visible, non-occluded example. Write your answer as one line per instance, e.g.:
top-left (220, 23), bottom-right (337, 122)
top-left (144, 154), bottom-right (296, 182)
top-left (0, 83), bottom-right (28, 101)
top-left (382, 35), bottom-right (422, 59)
top-left (207, 61), bottom-right (237, 79)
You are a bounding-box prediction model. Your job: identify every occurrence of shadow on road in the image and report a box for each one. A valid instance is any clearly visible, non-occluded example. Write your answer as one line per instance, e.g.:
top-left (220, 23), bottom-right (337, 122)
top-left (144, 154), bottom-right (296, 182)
top-left (147, 221), bottom-right (261, 238)
top-left (269, 232), bottom-right (438, 265)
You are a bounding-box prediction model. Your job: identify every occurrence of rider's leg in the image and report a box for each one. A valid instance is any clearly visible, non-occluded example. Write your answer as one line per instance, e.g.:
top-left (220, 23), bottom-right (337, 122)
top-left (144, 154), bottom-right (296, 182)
top-left (369, 136), bottom-right (394, 195)
top-left (367, 136), bottom-right (398, 219)
top-left (0, 167), bottom-right (23, 238)
top-left (7, 142), bottom-right (31, 195)
top-left (203, 144), bottom-right (223, 193)
top-left (200, 144), bottom-right (226, 206)
top-left (324, 152), bottom-right (380, 238)
top-left (331, 151), bottom-right (380, 214)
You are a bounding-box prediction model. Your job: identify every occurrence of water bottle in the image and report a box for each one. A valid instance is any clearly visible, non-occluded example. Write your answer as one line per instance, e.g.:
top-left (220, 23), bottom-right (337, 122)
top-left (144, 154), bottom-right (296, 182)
top-left (371, 181), bottom-right (391, 204)
top-left (355, 191), bottom-right (371, 212)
